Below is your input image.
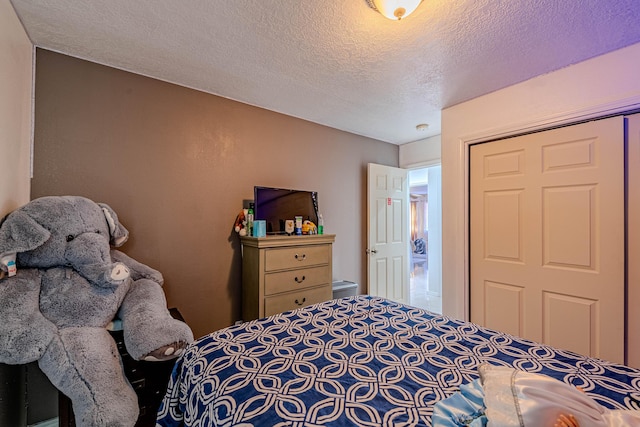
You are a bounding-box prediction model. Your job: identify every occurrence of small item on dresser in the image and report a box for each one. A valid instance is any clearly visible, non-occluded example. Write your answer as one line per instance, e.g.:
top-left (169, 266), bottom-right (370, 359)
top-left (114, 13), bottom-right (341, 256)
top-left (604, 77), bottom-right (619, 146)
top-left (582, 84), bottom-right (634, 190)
top-left (233, 209), bottom-right (247, 236)
top-left (247, 203), bottom-right (254, 236)
top-left (318, 214), bottom-right (324, 235)
top-left (302, 220), bottom-right (317, 235)
top-left (295, 216), bottom-right (303, 235)
top-left (285, 219), bottom-right (295, 235)
top-left (254, 220), bottom-right (266, 237)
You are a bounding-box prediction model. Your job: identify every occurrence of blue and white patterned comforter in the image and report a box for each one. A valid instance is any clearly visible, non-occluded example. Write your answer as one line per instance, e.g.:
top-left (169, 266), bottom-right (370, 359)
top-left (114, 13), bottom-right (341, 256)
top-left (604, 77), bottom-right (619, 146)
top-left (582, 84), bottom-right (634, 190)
top-left (156, 296), bottom-right (640, 426)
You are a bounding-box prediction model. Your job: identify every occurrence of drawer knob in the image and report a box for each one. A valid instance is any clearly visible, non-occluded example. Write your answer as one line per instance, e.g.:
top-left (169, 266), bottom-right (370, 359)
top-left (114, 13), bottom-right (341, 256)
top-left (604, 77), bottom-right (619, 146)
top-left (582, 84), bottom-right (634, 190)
top-left (131, 378), bottom-right (146, 390)
top-left (294, 253), bottom-right (307, 261)
top-left (295, 297), bottom-right (306, 306)
top-left (295, 275), bottom-right (306, 283)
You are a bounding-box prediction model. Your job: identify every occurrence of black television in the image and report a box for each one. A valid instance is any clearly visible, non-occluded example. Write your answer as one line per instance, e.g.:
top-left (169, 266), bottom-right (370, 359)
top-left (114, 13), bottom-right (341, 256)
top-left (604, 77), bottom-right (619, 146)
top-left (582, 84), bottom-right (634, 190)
top-left (254, 186), bottom-right (319, 234)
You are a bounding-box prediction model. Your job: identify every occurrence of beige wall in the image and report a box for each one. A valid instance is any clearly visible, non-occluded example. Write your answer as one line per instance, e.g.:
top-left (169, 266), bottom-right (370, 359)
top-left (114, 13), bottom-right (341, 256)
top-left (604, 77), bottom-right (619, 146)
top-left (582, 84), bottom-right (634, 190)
top-left (0, 2), bottom-right (33, 215)
top-left (398, 134), bottom-right (441, 168)
top-left (31, 49), bottom-right (398, 338)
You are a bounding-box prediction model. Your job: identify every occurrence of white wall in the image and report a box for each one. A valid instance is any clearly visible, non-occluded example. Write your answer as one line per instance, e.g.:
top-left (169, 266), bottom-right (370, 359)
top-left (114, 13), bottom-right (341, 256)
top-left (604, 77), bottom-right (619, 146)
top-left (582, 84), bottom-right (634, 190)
top-left (427, 165), bottom-right (442, 298)
top-left (0, 1), bottom-right (33, 216)
top-left (399, 134), bottom-right (441, 168)
top-left (441, 42), bottom-right (640, 321)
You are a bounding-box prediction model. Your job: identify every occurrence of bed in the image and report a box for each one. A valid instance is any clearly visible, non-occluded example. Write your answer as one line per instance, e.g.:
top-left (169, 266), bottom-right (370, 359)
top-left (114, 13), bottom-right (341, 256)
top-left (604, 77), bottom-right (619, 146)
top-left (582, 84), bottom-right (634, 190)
top-left (156, 296), bottom-right (640, 426)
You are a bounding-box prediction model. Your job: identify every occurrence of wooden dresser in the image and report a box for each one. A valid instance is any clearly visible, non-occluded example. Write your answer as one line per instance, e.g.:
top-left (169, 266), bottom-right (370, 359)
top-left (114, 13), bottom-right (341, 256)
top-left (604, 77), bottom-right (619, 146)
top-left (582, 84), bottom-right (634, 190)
top-left (241, 234), bottom-right (335, 320)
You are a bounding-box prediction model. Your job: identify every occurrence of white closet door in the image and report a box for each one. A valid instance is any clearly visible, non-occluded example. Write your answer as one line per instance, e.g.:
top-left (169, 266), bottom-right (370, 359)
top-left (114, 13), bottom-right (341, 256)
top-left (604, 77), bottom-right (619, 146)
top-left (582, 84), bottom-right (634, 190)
top-left (627, 113), bottom-right (640, 369)
top-left (470, 116), bottom-right (624, 364)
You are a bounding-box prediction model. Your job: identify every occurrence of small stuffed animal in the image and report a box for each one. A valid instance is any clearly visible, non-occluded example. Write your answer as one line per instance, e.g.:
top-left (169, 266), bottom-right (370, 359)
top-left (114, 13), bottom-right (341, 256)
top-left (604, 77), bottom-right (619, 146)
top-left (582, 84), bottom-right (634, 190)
top-left (234, 209), bottom-right (247, 236)
top-left (302, 220), bottom-right (317, 235)
top-left (0, 196), bottom-right (194, 426)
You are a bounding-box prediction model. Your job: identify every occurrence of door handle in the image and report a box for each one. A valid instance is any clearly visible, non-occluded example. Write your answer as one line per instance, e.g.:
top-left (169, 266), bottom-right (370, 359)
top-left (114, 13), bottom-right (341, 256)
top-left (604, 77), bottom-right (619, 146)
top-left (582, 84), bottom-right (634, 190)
top-left (366, 248), bottom-right (378, 254)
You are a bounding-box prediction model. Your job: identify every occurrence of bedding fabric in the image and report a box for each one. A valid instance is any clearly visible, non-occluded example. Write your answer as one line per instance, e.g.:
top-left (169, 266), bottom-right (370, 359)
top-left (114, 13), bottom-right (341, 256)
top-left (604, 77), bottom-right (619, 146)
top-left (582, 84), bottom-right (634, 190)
top-left (156, 296), bottom-right (640, 426)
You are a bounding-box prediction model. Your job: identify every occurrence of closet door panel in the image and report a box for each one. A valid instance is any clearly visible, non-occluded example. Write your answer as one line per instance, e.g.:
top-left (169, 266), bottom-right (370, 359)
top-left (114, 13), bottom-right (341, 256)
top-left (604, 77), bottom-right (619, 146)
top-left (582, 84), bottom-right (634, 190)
top-left (470, 116), bottom-right (624, 364)
top-left (626, 113), bottom-right (640, 369)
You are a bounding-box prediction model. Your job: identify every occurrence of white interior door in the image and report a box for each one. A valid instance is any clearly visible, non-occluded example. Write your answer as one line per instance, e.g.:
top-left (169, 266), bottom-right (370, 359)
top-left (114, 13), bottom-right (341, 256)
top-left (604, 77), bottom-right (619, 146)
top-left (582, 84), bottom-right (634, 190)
top-left (367, 163), bottom-right (409, 303)
top-left (470, 116), bottom-right (625, 364)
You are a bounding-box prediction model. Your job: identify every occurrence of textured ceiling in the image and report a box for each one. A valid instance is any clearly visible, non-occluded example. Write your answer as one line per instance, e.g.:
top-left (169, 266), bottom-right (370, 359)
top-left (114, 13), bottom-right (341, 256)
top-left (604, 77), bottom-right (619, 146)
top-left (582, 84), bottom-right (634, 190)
top-left (10, 0), bottom-right (640, 144)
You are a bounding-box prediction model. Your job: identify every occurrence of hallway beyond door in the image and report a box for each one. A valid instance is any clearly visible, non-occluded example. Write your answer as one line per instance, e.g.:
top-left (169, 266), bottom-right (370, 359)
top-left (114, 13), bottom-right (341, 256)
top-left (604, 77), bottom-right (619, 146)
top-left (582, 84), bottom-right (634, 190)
top-left (408, 165), bottom-right (442, 314)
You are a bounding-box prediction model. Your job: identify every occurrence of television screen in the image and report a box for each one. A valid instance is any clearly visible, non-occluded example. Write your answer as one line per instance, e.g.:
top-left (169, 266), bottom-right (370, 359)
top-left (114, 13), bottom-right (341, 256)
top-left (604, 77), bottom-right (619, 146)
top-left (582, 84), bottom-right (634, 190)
top-left (254, 186), bottom-right (319, 234)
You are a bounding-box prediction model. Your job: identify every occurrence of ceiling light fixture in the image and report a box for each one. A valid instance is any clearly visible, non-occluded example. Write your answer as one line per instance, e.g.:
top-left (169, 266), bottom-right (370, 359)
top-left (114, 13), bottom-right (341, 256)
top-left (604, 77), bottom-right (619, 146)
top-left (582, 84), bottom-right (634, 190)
top-left (366, 0), bottom-right (423, 20)
top-left (416, 123), bottom-right (429, 131)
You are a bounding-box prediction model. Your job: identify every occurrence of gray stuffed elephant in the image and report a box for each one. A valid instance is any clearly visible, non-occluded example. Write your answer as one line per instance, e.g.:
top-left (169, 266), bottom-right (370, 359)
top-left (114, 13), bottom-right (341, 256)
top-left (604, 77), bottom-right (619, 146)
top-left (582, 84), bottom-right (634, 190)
top-left (0, 196), bottom-right (194, 426)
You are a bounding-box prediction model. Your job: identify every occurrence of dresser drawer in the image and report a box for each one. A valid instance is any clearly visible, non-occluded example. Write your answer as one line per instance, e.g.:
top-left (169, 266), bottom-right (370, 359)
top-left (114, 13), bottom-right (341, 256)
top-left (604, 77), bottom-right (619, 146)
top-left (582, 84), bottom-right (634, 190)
top-left (265, 265), bottom-right (331, 295)
top-left (265, 245), bottom-right (330, 271)
top-left (264, 284), bottom-right (332, 316)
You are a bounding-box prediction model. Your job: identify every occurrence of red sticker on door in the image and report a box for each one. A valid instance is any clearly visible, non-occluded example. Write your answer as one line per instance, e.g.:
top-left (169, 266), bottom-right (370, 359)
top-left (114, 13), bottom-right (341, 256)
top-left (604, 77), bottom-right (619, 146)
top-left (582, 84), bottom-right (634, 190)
top-left (387, 197), bottom-right (391, 205)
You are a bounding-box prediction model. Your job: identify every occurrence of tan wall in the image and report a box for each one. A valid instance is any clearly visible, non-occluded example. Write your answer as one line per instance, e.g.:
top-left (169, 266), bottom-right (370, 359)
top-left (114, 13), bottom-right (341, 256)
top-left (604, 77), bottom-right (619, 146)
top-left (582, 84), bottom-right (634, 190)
top-left (0, 2), bottom-right (33, 215)
top-left (31, 49), bottom-right (398, 338)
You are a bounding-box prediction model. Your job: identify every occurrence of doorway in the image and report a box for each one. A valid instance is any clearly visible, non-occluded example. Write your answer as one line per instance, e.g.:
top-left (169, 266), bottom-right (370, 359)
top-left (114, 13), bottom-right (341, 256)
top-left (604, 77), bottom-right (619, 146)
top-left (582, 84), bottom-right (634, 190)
top-left (409, 165), bottom-right (442, 313)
